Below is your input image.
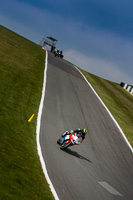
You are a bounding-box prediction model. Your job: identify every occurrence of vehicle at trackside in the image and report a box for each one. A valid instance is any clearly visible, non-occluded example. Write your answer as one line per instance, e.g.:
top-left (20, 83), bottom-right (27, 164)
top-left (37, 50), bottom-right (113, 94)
top-left (54, 49), bottom-right (64, 58)
top-left (57, 128), bottom-right (87, 150)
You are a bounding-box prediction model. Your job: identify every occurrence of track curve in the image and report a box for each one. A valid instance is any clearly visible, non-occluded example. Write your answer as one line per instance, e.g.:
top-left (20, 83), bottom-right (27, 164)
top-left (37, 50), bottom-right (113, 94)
top-left (40, 52), bottom-right (133, 200)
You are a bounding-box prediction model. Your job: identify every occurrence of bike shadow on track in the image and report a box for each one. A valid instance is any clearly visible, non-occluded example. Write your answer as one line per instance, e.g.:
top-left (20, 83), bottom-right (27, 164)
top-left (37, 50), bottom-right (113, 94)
top-left (62, 148), bottom-right (92, 163)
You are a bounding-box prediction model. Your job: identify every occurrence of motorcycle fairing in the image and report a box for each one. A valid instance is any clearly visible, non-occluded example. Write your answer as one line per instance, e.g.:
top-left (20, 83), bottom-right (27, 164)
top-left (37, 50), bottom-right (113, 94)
top-left (61, 134), bottom-right (74, 144)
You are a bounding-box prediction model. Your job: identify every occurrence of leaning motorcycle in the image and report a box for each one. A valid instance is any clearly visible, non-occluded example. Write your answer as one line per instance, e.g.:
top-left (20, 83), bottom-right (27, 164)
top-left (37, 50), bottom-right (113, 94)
top-left (57, 134), bottom-right (74, 150)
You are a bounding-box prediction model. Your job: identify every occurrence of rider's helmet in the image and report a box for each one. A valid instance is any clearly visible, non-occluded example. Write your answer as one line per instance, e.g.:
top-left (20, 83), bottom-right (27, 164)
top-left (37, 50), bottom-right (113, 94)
top-left (81, 128), bottom-right (87, 137)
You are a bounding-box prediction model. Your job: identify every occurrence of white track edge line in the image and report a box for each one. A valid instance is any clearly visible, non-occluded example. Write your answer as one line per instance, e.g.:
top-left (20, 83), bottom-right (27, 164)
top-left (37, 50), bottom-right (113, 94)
top-left (36, 50), bottom-right (59, 200)
top-left (75, 67), bottom-right (133, 154)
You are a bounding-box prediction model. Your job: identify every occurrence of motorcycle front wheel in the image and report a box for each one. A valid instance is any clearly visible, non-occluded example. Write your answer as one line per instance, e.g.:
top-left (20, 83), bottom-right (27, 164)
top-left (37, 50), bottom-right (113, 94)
top-left (60, 141), bottom-right (71, 150)
top-left (57, 139), bottom-right (60, 145)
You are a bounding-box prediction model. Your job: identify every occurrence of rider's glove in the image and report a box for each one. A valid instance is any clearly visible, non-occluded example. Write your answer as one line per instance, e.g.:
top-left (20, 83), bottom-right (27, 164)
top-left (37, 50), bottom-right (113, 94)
top-left (78, 142), bottom-right (81, 144)
top-left (78, 140), bottom-right (82, 144)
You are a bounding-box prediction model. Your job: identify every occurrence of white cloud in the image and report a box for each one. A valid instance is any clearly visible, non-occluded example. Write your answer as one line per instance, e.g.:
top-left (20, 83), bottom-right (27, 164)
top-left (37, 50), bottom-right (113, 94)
top-left (64, 49), bottom-right (133, 84)
top-left (1, 0), bottom-right (133, 85)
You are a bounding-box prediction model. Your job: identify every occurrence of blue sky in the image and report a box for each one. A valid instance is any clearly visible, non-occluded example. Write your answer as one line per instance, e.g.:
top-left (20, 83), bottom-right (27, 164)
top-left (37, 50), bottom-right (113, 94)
top-left (1, 0), bottom-right (133, 84)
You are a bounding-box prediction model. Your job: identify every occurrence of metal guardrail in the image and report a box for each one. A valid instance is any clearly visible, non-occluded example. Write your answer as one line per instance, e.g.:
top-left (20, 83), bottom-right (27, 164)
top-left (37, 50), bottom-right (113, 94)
top-left (120, 82), bottom-right (133, 95)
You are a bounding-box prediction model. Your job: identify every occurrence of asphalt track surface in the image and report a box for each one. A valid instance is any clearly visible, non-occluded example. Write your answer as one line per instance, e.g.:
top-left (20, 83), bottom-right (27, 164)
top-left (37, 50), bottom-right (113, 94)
top-left (40, 52), bottom-right (133, 200)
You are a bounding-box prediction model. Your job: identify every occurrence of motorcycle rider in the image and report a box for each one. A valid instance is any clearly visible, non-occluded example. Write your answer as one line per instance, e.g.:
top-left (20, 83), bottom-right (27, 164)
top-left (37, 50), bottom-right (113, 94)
top-left (61, 128), bottom-right (87, 145)
top-left (55, 49), bottom-right (59, 57)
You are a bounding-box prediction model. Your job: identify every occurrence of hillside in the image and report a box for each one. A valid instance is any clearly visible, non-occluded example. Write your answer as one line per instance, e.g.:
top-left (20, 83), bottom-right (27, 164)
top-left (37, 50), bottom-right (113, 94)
top-left (79, 68), bottom-right (133, 148)
top-left (0, 25), bottom-right (54, 200)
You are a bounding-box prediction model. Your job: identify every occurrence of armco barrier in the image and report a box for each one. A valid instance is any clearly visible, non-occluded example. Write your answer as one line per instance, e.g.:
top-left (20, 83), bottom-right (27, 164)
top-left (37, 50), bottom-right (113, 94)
top-left (120, 82), bottom-right (133, 95)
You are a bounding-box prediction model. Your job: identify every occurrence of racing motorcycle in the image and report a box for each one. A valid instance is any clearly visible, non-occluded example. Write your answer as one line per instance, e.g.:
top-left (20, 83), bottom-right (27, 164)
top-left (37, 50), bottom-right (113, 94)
top-left (54, 50), bottom-right (64, 58)
top-left (57, 132), bottom-right (81, 150)
top-left (57, 133), bottom-right (76, 150)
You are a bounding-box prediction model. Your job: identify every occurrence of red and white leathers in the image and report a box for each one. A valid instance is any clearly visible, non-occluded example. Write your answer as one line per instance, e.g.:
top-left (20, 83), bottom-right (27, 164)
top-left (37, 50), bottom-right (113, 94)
top-left (71, 133), bottom-right (82, 145)
top-left (62, 131), bottom-right (83, 145)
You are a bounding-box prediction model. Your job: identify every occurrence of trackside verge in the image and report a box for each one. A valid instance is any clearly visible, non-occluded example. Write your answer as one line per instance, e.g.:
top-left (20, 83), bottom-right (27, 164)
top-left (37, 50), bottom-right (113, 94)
top-left (75, 67), bottom-right (133, 154)
top-left (36, 51), bottom-right (59, 200)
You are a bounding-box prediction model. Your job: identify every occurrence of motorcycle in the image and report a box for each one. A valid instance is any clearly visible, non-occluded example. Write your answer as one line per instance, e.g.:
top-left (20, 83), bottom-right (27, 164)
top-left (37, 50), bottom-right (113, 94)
top-left (54, 50), bottom-right (64, 58)
top-left (57, 134), bottom-right (74, 150)
top-left (57, 132), bottom-right (82, 150)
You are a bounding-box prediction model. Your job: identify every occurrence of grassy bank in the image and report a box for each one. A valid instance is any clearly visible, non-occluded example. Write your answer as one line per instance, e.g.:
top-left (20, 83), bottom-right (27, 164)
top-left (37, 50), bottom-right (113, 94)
top-left (0, 25), bottom-right (54, 200)
top-left (79, 68), bottom-right (133, 147)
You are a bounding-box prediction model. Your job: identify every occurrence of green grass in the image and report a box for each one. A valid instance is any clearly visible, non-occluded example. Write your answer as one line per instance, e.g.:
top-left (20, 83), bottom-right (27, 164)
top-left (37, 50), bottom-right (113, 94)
top-left (78, 68), bottom-right (133, 147)
top-left (0, 25), bottom-right (54, 200)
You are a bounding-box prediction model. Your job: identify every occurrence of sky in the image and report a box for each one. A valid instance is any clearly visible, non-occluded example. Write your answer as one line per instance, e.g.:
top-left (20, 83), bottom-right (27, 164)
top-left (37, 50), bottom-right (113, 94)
top-left (0, 0), bottom-right (133, 84)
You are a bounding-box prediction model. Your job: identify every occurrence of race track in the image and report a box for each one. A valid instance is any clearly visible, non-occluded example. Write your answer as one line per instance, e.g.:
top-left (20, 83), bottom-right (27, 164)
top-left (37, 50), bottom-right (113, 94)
top-left (39, 52), bottom-right (133, 200)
